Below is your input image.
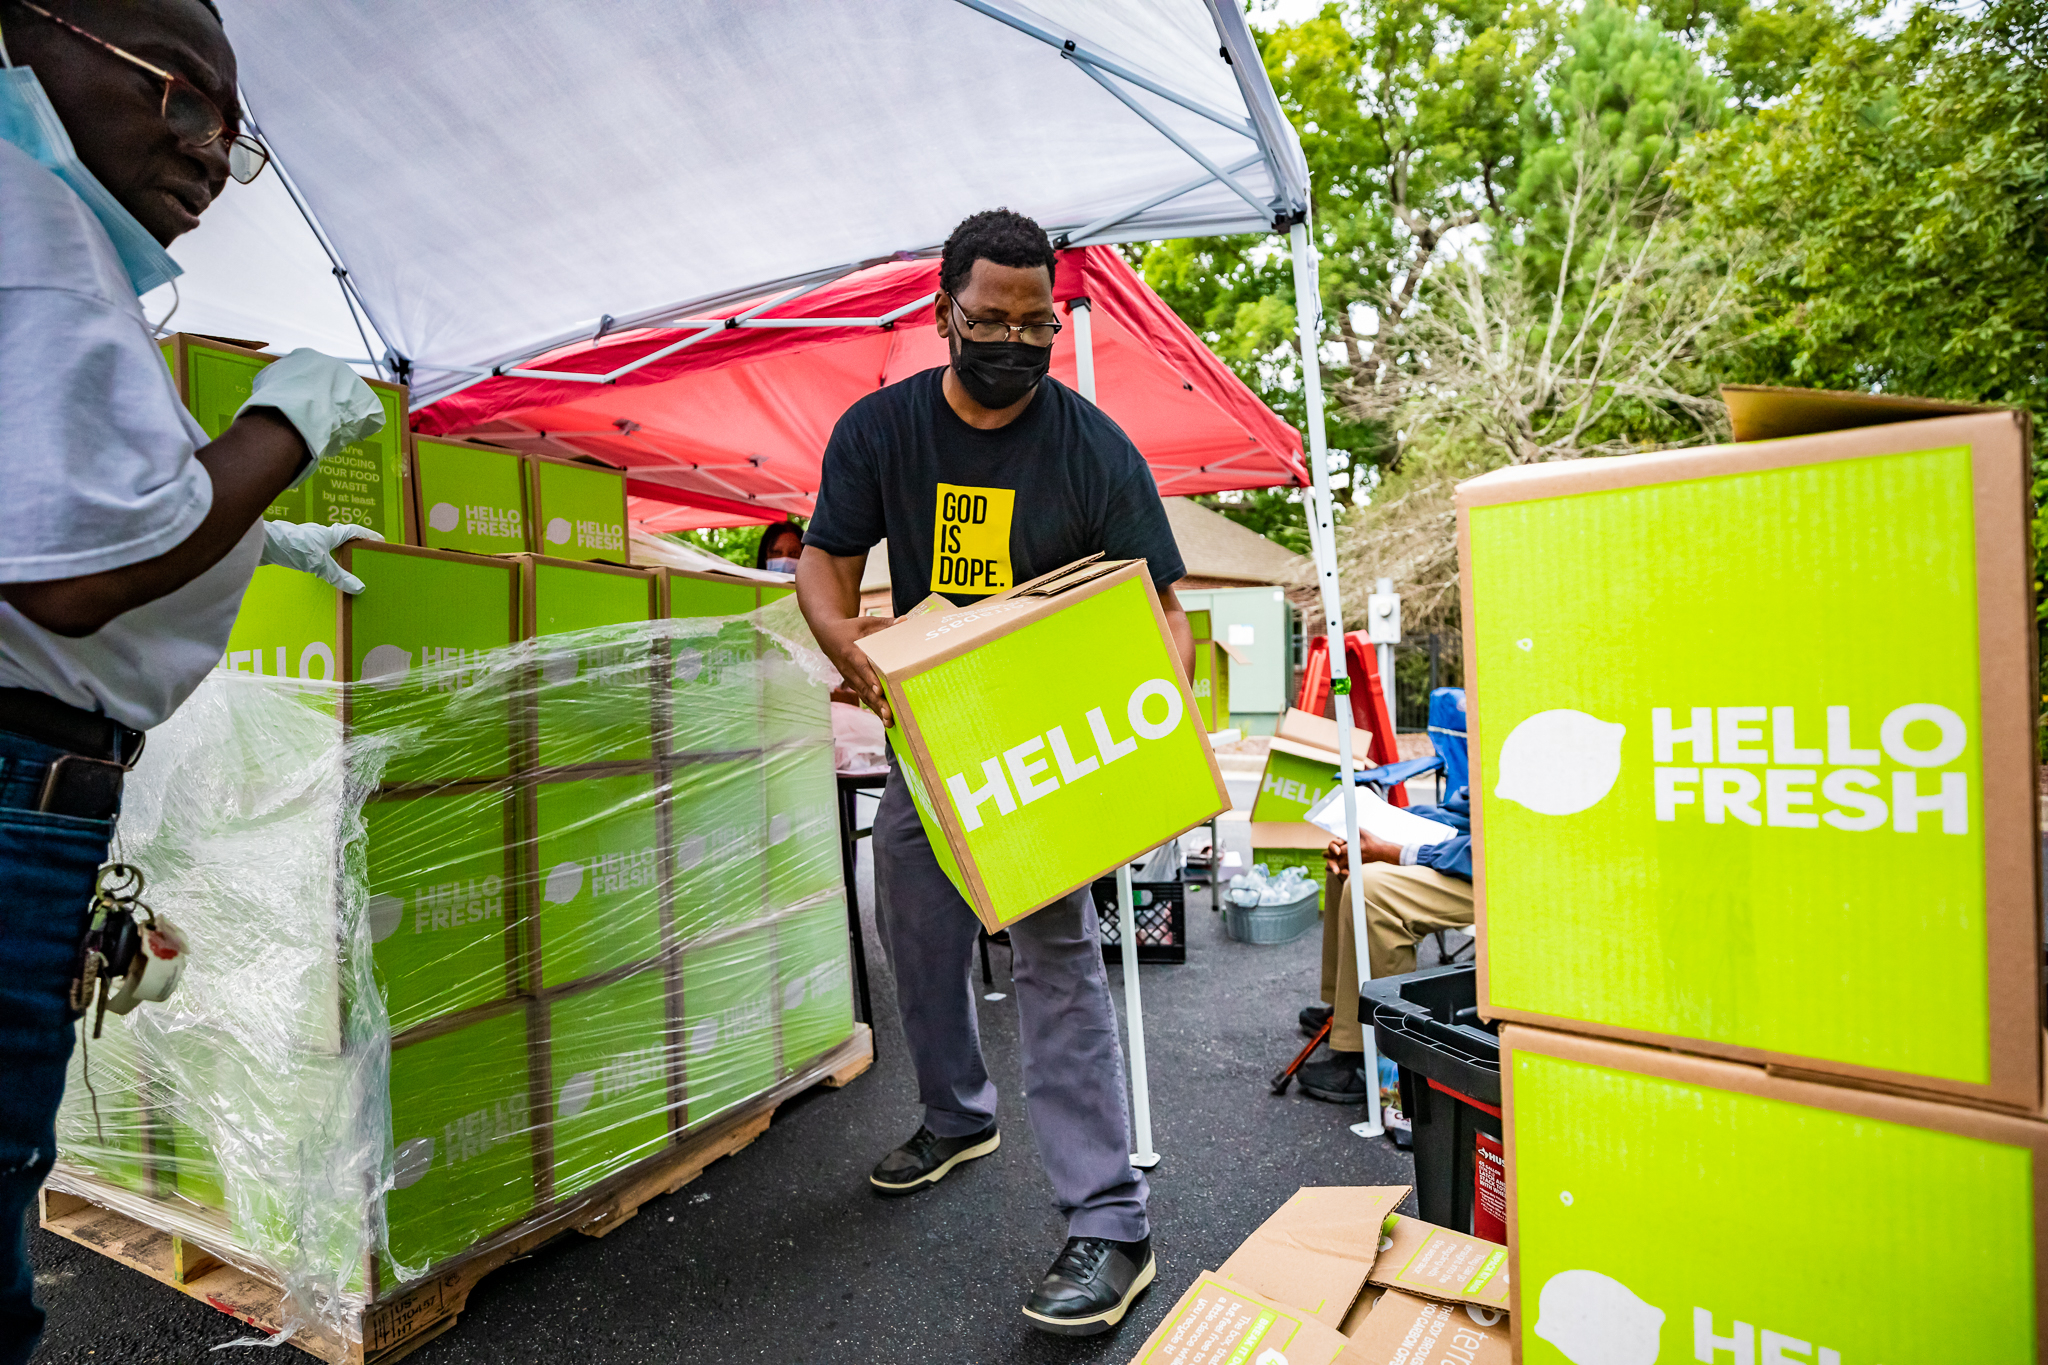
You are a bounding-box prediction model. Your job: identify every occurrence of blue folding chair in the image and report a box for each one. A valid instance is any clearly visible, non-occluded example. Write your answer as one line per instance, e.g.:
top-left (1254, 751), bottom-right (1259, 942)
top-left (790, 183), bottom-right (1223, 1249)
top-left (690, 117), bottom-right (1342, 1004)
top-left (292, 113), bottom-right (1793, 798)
top-left (1349, 688), bottom-right (1468, 804)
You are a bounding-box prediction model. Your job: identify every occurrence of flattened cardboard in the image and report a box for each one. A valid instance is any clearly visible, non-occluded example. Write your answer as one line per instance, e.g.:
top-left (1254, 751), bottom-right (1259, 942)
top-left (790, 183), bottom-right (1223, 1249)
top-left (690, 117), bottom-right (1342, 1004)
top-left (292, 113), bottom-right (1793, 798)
top-left (1459, 409), bottom-right (2041, 1111)
top-left (1368, 1216), bottom-right (1510, 1312)
top-left (1277, 707), bottom-right (1377, 757)
top-left (1501, 1023), bottom-right (2048, 1365)
top-left (858, 558), bottom-right (1229, 932)
top-left (1125, 1272), bottom-right (1354, 1365)
top-left (1341, 1290), bottom-right (1510, 1365)
top-left (1215, 1185), bottom-right (1410, 1329)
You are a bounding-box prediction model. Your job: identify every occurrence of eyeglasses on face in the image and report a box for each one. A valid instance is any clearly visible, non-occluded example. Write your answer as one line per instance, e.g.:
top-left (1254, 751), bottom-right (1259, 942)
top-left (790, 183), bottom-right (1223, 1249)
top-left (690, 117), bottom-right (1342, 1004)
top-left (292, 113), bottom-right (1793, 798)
top-left (21, 1), bottom-right (269, 183)
top-left (948, 296), bottom-right (1062, 348)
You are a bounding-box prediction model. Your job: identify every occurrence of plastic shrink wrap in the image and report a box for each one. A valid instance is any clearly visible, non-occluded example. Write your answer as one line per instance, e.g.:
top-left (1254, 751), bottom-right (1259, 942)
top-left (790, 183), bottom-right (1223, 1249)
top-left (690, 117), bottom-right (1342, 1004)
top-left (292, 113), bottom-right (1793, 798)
top-left (48, 594), bottom-right (853, 1352)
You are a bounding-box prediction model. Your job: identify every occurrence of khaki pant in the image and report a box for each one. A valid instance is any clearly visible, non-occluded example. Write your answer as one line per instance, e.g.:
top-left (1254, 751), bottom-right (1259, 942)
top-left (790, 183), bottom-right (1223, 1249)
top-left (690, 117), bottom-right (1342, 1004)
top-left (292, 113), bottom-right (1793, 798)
top-left (1319, 863), bottom-right (1476, 1051)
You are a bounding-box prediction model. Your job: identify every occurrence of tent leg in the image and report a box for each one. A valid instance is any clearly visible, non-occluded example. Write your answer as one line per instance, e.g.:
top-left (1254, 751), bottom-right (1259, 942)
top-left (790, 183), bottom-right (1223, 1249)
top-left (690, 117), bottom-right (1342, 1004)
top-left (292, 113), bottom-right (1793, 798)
top-left (1117, 863), bottom-right (1160, 1168)
top-left (1071, 298), bottom-right (1097, 404)
top-left (1288, 221), bottom-right (1383, 1138)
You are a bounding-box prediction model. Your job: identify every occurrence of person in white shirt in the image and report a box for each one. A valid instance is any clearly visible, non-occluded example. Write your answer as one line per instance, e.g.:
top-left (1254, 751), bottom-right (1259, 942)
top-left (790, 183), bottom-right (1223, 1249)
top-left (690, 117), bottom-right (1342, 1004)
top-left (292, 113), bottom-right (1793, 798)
top-left (0, 4), bottom-right (381, 1359)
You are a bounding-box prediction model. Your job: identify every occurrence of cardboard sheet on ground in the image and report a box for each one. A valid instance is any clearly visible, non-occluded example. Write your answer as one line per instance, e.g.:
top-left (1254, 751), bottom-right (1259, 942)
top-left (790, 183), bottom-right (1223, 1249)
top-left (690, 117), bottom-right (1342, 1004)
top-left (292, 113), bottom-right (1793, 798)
top-left (1338, 1290), bottom-right (1511, 1365)
top-left (1306, 784), bottom-right (1458, 847)
top-left (1124, 1272), bottom-right (1354, 1365)
top-left (1215, 1185), bottom-right (1409, 1330)
top-left (1369, 1215), bottom-right (1512, 1312)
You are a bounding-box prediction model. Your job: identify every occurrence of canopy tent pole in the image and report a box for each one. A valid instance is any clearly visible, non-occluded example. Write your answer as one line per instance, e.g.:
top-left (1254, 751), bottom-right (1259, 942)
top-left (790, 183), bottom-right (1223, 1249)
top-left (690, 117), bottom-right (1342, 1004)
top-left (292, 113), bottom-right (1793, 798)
top-left (1072, 296), bottom-right (1160, 1170)
top-left (1288, 220), bottom-right (1383, 1137)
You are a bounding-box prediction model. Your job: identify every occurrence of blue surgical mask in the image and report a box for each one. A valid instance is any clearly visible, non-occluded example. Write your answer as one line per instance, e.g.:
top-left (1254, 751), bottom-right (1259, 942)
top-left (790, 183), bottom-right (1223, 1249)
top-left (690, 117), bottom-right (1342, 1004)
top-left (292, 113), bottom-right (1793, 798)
top-left (0, 64), bottom-right (183, 296)
top-left (765, 557), bottom-right (800, 575)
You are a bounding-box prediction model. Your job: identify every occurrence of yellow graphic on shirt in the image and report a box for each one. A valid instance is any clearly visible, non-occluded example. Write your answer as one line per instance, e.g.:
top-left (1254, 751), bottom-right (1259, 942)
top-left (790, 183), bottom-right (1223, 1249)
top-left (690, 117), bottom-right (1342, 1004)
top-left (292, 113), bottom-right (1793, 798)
top-left (930, 483), bottom-right (1016, 595)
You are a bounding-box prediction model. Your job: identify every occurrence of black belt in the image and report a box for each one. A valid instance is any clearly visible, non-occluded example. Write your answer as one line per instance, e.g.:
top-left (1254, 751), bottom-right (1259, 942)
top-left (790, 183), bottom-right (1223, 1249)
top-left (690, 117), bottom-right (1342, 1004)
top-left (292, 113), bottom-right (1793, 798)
top-left (0, 687), bottom-right (145, 765)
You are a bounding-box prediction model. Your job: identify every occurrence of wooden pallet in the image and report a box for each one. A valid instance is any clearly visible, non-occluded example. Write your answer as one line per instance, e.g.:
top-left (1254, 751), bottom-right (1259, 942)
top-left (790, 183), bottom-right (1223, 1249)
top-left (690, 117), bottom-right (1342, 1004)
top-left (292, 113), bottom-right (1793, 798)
top-left (40, 1024), bottom-right (872, 1365)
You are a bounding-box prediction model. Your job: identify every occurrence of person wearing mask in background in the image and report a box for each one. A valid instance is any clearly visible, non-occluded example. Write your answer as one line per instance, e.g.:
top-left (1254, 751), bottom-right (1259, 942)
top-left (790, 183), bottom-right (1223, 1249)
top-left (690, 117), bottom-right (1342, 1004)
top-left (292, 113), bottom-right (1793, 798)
top-left (1296, 788), bottom-right (1475, 1104)
top-left (754, 519), bottom-right (805, 575)
top-left (796, 209), bottom-right (1191, 1337)
top-left (0, 2), bottom-right (383, 1357)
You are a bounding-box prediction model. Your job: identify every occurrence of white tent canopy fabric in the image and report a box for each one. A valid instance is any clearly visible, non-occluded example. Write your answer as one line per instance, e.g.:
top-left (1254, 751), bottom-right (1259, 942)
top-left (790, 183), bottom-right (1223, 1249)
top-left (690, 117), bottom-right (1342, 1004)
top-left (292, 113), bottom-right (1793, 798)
top-left (210, 0), bottom-right (1308, 404)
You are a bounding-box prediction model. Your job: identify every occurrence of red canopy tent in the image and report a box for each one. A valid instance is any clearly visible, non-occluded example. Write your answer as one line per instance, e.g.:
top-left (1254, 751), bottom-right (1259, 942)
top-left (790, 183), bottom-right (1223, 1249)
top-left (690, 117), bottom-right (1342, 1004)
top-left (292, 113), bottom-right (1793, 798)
top-left (415, 247), bottom-right (1306, 530)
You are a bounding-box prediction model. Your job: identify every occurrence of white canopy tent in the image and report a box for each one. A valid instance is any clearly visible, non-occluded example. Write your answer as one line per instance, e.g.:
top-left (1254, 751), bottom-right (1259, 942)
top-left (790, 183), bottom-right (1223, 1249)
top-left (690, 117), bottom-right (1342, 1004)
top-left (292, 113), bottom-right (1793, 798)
top-left (198, 0), bottom-right (1385, 1137)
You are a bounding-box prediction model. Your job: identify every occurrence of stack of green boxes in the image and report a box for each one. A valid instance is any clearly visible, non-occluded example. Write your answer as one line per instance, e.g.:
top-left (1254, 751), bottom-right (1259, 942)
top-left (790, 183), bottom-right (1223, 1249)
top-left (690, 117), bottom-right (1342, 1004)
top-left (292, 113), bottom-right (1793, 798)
top-left (55, 337), bottom-right (853, 1309)
top-left (1185, 608), bottom-right (1232, 734)
top-left (1461, 396), bottom-right (2046, 1360)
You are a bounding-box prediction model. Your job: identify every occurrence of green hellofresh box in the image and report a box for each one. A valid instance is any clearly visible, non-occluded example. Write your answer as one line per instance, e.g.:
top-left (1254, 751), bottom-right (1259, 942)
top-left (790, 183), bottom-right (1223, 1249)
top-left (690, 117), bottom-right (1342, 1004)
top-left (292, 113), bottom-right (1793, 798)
top-left (665, 619), bottom-right (764, 756)
top-left (1505, 1025), bottom-right (2046, 1365)
top-left (775, 896), bottom-right (855, 1072)
top-left (520, 556), bottom-right (659, 769)
top-left (221, 543), bottom-right (520, 785)
top-left (859, 558), bottom-right (1229, 932)
top-left (161, 333), bottom-right (413, 542)
top-left (414, 437), bottom-right (529, 555)
top-left (660, 566), bottom-right (764, 619)
top-left (762, 635), bottom-right (832, 749)
top-left (1460, 395), bottom-right (2039, 1106)
top-left (668, 757), bottom-right (767, 942)
top-left (384, 1008), bottom-right (535, 1277)
top-left (527, 453), bottom-right (629, 564)
top-left (1247, 708), bottom-right (1378, 851)
top-left (765, 742), bottom-right (841, 912)
top-left (680, 927), bottom-right (777, 1129)
top-left (1191, 638), bottom-right (1232, 733)
top-left (545, 968), bottom-right (673, 1201)
top-left (363, 783), bottom-right (519, 1034)
top-left (526, 770), bottom-right (664, 990)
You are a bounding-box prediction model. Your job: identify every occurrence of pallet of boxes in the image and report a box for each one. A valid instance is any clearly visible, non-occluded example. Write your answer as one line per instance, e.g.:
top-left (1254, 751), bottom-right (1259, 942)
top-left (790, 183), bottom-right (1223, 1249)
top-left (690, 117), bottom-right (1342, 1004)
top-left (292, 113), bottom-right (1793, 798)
top-left (1459, 388), bottom-right (2043, 1363)
top-left (39, 336), bottom-right (864, 1363)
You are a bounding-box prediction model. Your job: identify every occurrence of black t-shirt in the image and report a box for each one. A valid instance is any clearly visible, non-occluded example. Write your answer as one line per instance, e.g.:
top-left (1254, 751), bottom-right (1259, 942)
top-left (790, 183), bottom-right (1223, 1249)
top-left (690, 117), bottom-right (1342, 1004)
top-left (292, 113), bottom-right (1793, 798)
top-left (804, 367), bottom-right (1185, 617)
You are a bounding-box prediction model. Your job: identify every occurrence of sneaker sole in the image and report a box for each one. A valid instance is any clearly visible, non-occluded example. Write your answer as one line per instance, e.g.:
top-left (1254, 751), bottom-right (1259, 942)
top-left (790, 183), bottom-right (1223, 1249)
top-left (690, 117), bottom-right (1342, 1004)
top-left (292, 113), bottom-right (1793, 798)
top-left (1298, 1080), bottom-right (1368, 1104)
top-left (1021, 1255), bottom-right (1157, 1336)
top-left (868, 1131), bottom-right (1000, 1195)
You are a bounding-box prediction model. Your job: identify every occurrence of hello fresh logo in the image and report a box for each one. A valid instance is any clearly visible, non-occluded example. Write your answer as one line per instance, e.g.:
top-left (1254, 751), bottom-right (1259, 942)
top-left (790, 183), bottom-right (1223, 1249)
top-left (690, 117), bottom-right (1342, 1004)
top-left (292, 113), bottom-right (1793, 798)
top-left (1534, 1272), bottom-right (1865, 1365)
top-left (544, 848), bottom-right (658, 905)
top-left (365, 877), bottom-right (505, 943)
top-left (945, 678), bottom-right (1184, 832)
top-left (1494, 703), bottom-right (1970, 835)
top-left (547, 516), bottom-right (624, 553)
top-left (391, 1091), bottom-right (526, 1190)
top-left (556, 1043), bottom-right (667, 1121)
top-left (427, 501), bottom-right (522, 540)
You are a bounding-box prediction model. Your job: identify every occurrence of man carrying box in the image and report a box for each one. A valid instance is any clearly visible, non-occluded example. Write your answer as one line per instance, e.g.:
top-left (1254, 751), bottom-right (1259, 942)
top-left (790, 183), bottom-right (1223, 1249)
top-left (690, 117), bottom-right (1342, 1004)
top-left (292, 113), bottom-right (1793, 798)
top-left (0, 4), bottom-right (380, 1358)
top-left (1298, 790), bottom-right (1475, 1103)
top-left (797, 208), bottom-right (1192, 1336)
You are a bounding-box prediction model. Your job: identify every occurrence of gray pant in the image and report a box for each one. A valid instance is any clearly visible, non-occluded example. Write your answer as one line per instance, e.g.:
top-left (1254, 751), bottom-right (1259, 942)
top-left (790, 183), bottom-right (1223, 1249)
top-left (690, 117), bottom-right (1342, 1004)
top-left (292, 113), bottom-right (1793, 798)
top-left (872, 767), bottom-right (1149, 1242)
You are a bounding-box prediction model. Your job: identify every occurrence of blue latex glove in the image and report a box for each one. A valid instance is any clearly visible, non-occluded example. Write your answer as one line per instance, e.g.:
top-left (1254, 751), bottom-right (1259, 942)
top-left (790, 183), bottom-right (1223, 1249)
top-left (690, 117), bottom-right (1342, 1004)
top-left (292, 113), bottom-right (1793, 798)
top-left (259, 522), bottom-right (382, 594)
top-left (238, 349), bottom-right (385, 489)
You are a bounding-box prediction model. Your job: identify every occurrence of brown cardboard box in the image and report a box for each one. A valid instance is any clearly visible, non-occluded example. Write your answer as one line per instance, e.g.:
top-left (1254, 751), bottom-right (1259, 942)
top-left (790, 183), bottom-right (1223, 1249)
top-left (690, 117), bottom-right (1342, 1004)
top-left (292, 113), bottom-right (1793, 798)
top-left (1216, 1185), bottom-right (1409, 1329)
top-left (1247, 708), bottom-right (1378, 849)
top-left (1366, 1215), bottom-right (1510, 1312)
top-left (1460, 389), bottom-right (2040, 1112)
top-left (1502, 1022), bottom-right (2048, 1363)
top-left (1124, 1272), bottom-right (1355, 1365)
top-left (1340, 1290), bottom-right (1511, 1365)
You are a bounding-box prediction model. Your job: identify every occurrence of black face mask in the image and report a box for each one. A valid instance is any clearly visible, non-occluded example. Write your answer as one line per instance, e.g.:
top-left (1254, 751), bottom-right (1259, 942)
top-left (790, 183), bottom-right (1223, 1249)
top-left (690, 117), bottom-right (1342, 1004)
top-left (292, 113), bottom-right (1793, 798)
top-left (950, 333), bottom-right (1050, 410)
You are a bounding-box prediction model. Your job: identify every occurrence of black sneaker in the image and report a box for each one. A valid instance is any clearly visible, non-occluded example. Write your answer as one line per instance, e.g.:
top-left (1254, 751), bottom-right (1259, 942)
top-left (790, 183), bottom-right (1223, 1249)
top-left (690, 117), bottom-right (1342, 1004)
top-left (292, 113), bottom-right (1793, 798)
top-left (1299, 1003), bottom-right (1333, 1037)
top-left (868, 1122), bottom-right (1000, 1196)
top-left (1298, 1050), bottom-right (1367, 1104)
top-left (1022, 1235), bottom-right (1156, 1336)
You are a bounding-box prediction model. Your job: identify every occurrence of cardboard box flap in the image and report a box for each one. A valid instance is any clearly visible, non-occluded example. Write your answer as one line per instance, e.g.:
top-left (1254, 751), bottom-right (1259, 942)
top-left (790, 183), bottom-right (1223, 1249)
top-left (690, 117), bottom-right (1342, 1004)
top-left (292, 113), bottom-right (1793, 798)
top-left (1268, 735), bottom-right (1354, 769)
top-left (1125, 1272), bottom-right (1355, 1365)
top-left (1720, 383), bottom-right (2001, 443)
top-left (1367, 1215), bottom-right (1510, 1311)
top-left (1340, 1290), bottom-right (1510, 1365)
top-left (1217, 1186), bottom-right (1409, 1329)
top-left (1249, 821), bottom-right (1335, 850)
top-left (1276, 707), bottom-right (1376, 760)
top-left (1012, 553), bottom-right (1125, 599)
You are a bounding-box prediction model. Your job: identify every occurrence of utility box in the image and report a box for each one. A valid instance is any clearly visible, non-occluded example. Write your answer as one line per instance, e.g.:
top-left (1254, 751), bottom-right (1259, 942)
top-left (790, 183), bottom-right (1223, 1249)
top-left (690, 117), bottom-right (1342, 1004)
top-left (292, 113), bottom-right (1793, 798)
top-left (527, 453), bottom-right (629, 564)
top-left (413, 437), bottom-right (529, 556)
top-left (223, 543), bottom-right (522, 786)
top-left (858, 557), bottom-right (1229, 931)
top-left (1462, 394), bottom-right (2039, 1108)
top-left (1505, 1025), bottom-right (2045, 1365)
top-left (161, 333), bottom-right (413, 543)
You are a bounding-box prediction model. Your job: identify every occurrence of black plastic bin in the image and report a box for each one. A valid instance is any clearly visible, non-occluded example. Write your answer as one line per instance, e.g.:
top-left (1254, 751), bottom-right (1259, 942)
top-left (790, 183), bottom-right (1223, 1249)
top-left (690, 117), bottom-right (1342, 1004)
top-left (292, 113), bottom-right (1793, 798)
top-left (1362, 963), bottom-right (1502, 1238)
top-left (1092, 875), bottom-right (1188, 964)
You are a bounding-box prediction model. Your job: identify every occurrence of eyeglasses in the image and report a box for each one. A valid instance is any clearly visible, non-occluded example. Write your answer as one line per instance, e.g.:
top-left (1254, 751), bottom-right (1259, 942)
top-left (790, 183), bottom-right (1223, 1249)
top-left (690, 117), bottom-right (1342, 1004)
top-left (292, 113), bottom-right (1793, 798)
top-left (21, 1), bottom-right (269, 183)
top-left (948, 297), bottom-right (1062, 348)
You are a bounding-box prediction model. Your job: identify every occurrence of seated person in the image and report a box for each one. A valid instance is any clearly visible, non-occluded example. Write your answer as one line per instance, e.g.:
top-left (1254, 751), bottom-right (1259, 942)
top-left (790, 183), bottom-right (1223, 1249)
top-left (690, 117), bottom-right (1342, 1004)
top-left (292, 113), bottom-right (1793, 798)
top-left (1297, 788), bottom-right (1475, 1104)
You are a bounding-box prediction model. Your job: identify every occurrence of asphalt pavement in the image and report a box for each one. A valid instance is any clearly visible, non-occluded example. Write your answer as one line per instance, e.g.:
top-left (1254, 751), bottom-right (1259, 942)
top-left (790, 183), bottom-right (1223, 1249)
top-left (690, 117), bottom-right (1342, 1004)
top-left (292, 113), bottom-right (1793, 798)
top-left (30, 840), bottom-right (1422, 1365)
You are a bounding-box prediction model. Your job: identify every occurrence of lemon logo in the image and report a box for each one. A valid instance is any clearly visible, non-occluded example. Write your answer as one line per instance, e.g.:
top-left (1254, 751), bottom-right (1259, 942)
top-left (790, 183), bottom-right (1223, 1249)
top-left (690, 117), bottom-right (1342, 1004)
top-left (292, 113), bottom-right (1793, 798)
top-left (1496, 709), bottom-right (1626, 816)
top-left (1534, 1270), bottom-right (1663, 1365)
top-left (676, 833), bottom-right (707, 872)
top-left (690, 1017), bottom-right (721, 1053)
top-left (541, 649), bottom-right (579, 686)
top-left (427, 502), bottom-right (460, 533)
top-left (556, 1070), bottom-right (596, 1120)
top-left (547, 517), bottom-right (572, 545)
top-left (367, 893), bottom-right (404, 943)
top-left (544, 862), bottom-right (585, 905)
top-left (392, 1137), bottom-right (434, 1190)
top-left (784, 977), bottom-right (807, 1011)
top-left (360, 644), bottom-right (412, 691)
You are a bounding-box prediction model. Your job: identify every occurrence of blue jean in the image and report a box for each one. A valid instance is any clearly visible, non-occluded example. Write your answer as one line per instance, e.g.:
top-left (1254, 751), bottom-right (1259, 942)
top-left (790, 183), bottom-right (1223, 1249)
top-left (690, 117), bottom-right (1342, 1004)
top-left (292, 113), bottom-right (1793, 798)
top-left (0, 732), bottom-right (113, 1365)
